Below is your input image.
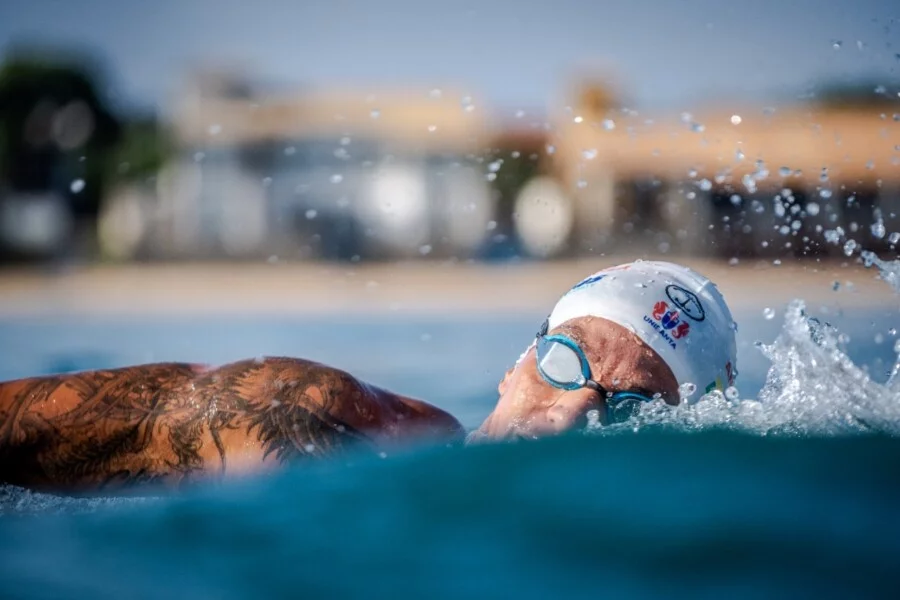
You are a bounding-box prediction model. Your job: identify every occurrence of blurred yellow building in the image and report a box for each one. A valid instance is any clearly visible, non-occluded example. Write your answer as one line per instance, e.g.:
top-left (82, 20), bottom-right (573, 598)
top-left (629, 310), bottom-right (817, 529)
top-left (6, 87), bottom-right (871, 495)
top-left (97, 72), bottom-right (900, 262)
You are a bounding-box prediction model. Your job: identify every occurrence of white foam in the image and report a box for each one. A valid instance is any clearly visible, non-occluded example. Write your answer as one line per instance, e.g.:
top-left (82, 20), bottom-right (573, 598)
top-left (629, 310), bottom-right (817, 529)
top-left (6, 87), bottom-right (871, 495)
top-left (0, 484), bottom-right (156, 516)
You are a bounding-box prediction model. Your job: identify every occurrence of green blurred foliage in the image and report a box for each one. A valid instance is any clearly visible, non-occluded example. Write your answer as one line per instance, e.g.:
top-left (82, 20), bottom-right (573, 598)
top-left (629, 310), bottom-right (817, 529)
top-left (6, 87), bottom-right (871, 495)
top-left (0, 47), bottom-right (170, 217)
top-left (107, 116), bottom-right (172, 186)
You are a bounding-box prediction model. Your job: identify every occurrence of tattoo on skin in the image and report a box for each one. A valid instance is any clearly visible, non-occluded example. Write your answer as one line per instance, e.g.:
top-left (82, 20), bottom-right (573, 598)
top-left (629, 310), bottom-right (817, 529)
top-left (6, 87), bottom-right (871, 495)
top-left (0, 358), bottom-right (372, 492)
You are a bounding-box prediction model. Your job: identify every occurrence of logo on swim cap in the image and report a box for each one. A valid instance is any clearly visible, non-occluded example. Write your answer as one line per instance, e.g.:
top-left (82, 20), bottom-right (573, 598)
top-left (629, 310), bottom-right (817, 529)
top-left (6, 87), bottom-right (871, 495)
top-left (665, 285), bottom-right (705, 322)
top-left (652, 301), bottom-right (690, 339)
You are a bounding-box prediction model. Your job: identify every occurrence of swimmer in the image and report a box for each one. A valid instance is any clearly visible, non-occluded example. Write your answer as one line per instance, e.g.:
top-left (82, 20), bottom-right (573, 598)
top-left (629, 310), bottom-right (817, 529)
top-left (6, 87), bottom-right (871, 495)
top-left (0, 260), bottom-right (737, 492)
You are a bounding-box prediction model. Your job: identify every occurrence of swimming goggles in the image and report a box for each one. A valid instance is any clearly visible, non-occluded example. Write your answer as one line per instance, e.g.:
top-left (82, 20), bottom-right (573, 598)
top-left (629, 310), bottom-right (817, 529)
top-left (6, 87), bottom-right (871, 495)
top-left (534, 319), bottom-right (655, 424)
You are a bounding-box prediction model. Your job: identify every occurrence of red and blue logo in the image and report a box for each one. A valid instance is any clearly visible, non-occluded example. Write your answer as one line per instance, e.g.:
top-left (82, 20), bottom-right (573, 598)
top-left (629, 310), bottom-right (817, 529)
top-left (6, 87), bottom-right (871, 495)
top-left (643, 301), bottom-right (690, 349)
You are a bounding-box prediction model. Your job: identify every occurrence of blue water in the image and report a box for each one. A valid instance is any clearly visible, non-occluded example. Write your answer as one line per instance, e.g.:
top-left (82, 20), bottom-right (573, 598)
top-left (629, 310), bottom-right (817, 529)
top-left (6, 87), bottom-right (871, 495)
top-left (1, 302), bottom-right (899, 598)
top-left (2, 434), bottom-right (899, 598)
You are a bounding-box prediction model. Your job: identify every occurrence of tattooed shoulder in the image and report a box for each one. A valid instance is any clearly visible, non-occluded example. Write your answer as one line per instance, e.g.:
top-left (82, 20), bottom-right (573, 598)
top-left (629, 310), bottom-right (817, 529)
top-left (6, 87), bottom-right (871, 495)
top-left (0, 359), bottom-right (380, 491)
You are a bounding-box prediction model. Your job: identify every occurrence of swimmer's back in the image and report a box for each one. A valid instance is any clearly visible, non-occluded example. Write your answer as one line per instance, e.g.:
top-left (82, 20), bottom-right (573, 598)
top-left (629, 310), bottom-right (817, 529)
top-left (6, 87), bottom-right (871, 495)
top-left (0, 357), bottom-right (462, 492)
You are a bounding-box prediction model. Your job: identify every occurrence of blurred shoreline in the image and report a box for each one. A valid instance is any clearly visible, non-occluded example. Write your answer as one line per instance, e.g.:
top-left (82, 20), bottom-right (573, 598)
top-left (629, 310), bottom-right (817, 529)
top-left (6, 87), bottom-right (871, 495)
top-left (0, 257), bottom-right (894, 317)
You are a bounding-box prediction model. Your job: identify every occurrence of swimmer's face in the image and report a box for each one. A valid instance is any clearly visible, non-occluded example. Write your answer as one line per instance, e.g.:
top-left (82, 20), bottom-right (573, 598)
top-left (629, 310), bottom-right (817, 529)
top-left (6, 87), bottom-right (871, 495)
top-left (476, 316), bottom-right (679, 440)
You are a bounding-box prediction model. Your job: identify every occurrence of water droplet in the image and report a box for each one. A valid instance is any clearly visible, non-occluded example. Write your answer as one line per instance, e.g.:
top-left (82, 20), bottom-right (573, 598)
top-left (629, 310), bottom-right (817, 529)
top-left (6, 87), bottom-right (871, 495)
top-left (806, 202), bottom-right (820, 216)
top-left (488, 159), bottom-right (503, 173)
top-left (871, 221), bottom-right (886, 239)
top-left (370, 109), bottom-right (380, 119)
top-left (735, 149), bottom-right (745, 161)
top-left (427, 125), bottom-right (437, 133)
top-left (843, 239), bottom-right (858, 256)
top-left (832, 40), bottom-right (843, 49)
top-left (545, 144), bottom-right (556, 155)
top-left (729, 257), bottom-right (740, 266)
top-left (418, 244), bottom-right (432, 256)
top-left (888, 232), bottom-right (900, 245)
top-left (725, 386), bottom-right (740, 401)
top-left (305, 209), bottom-right (317, 220)
top-left (889, 327), bottom-right (897, 336)
top-left (330, 174), bottom-right (344, 184)
top-left (678, 382), bottom-right (697, 399)
top-left (820, 168), bottom-right (829, 182)
top-left (779, 166), bottom-right (792, 177)
top-left (304, 444), bottom-right (316, 453)
top-left (576, 179), bottom-right (588, 189)
top-left (730, 115), bottom-right (742, 125)
top-left (699, 179), bottom-right (712, 191)
top-left (515, 109), bottom-right (526, 118)
top-left (573, 115), bottom-right (584, 124)
top-left (461, 96), bottom-right (475, 112)
top-left (691, 122), bottom-right (706, 133)
top-left (894, 339), bottom-right (900, 354)
top-left (763, 307), bottom-right (776, 320)
top-left (832, 281), bottom-right (840, 291)
top-left (581, 149), bottom-right (598, 160)
top-left (69, 179), bottom-right (85, 193)
top-left (486, 172), bottom-right (497, 182)
top-left (208, 124), bottom-right (222, 136)
top-left (819, 189), bottom-right (833, 199)
top-left (688, 168), bottom-right (698, 178)
top-left (486, 220), bottom-right (497, 231)
top-left (601, 118), bottom-right (616, 130)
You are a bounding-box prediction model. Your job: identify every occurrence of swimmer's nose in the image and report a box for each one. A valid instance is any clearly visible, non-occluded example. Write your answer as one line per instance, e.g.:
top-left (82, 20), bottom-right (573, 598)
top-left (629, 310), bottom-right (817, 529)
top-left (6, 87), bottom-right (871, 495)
top-left (546, 388), bottom-right (602, 433)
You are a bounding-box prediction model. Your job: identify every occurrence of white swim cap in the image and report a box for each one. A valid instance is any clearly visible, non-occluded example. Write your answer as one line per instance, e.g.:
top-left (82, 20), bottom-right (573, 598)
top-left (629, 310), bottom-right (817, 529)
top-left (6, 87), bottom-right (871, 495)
top-left (545, 261), bottom-right (738, 396)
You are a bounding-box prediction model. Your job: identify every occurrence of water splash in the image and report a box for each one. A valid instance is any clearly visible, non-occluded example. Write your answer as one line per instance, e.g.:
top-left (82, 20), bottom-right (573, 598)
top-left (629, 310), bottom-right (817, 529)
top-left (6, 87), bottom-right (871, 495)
top-left (595, 257), bottom-right (900, 437)
top-left (0, 484), bottom-right (156, 516)
top-left (861, 250), bottom-right (900, 294)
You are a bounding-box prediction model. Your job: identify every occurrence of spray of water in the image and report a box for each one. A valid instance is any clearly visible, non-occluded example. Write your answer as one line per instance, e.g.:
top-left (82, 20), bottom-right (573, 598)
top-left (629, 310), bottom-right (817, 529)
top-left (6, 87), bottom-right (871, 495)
top-left (595, 256), bottom-right (900, 437)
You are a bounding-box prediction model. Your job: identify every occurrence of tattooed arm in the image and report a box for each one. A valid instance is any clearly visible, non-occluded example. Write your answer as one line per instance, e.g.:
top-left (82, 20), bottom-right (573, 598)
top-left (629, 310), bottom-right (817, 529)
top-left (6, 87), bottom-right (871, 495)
top-left (0, 357), bottom-right (463, 492)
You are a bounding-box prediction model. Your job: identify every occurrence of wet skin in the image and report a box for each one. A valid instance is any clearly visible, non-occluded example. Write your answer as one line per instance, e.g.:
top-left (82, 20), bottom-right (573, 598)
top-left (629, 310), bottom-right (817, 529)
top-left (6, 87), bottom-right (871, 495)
top-left (474, 316), bottom-right (679, 440)
top-left (0, 357), bottom-right (462, 492)
top-left (0, 316), bottom-right (677, 492)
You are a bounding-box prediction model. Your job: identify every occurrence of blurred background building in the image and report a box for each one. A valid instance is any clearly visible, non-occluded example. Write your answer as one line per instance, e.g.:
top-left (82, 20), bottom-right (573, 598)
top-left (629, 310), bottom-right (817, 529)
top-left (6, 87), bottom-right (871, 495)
top-left (0, 0), bottom-right (898, 265)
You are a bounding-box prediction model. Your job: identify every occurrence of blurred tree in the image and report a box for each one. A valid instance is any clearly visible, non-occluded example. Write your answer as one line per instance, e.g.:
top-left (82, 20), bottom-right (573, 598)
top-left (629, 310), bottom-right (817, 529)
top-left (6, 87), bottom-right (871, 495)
top-left (481, 129), bottom-right (548, 260)
top-left (108, 114), bottom-right (172, 186)
top-left (0, 49), bottom-right (121, 218)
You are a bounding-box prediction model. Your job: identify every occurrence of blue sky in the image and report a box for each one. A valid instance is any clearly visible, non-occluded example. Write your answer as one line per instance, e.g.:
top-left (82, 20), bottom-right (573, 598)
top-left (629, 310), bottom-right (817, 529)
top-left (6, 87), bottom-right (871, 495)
top-left (0, 0), bottom-right (897, 116)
